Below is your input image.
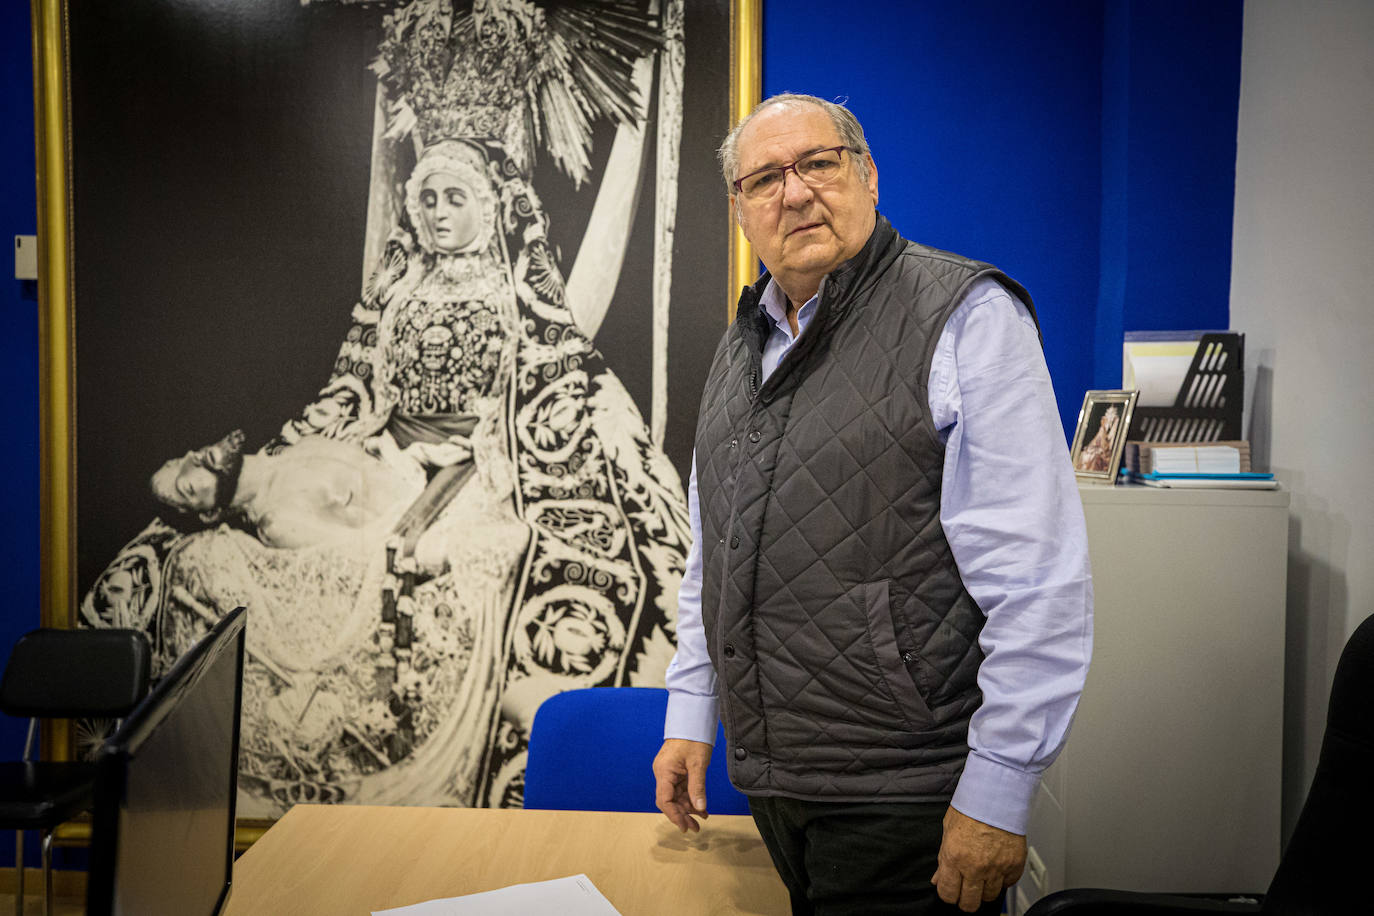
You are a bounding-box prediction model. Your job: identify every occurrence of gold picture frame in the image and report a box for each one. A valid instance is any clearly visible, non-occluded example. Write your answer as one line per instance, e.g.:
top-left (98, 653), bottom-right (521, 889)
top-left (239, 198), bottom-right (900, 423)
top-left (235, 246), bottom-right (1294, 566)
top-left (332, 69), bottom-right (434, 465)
top-left (33, 0), bottom-right (760, 846)
top-left (1070, 389), bottom-right (1140, 484)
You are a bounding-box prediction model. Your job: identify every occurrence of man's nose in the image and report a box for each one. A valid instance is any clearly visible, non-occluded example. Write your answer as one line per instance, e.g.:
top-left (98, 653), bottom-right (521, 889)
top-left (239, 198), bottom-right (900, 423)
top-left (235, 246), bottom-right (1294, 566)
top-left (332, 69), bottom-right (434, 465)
top-left (780, 168), bottom-right (813, 207)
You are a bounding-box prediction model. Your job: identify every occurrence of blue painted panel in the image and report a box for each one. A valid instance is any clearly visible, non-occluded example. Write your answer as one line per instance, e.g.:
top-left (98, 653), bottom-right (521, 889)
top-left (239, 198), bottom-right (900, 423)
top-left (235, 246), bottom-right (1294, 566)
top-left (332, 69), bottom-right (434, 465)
top-left (1121, 0), bottom-right (1242, 335)
top-left (1, 7), bottom-right (39, 645)
top-left (763, 0), bottom-right (1105, 437)
top-left (1, 0), bottom-right (44, 860)
top-left (1096, 0), bottom-right (1242, 390)
top-left (761, 0), bottom-right (1240, 436)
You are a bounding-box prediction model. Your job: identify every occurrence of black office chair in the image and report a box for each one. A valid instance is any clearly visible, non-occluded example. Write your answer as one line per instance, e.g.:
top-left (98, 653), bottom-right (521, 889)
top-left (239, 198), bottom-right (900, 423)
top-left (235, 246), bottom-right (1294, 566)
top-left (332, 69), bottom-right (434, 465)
top-left (1027, 612), bottom-right (1374, 916)
top-left (0, 628), bottom-right (150, 916)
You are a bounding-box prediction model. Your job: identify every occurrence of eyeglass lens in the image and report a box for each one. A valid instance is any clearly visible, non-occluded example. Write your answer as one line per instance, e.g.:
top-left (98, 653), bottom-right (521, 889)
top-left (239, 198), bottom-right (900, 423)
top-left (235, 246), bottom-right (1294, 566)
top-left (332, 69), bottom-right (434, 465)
top-left (738, 148), bottom-right (848, 199)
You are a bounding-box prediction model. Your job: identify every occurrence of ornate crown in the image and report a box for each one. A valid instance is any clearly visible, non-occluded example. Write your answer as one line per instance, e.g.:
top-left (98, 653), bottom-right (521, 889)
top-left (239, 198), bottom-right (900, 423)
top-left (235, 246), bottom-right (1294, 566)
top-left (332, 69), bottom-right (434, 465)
top-left (373, 0), bottom-right (661, 187)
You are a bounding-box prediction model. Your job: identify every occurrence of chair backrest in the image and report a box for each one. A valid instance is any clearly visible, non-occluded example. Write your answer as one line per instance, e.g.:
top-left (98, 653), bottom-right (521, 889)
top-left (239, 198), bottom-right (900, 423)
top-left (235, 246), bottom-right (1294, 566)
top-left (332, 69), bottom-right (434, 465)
top-left (1261, 612), bottom-right (1374, 914)
top-left (1026, 617), bottom-right (1374, 916)
top-left (0, 628), bottom-right (151, 719)
top-left (524, 687), bottom-right (749, 814)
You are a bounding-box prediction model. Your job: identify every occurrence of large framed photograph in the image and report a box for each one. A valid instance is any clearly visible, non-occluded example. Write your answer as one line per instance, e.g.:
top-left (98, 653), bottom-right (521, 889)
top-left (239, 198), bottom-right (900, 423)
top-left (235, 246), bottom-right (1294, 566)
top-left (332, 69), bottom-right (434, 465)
top-left (35, 0), bottom-right (759, 839)
top-left (1070, 389), bottom-right (1140, 483)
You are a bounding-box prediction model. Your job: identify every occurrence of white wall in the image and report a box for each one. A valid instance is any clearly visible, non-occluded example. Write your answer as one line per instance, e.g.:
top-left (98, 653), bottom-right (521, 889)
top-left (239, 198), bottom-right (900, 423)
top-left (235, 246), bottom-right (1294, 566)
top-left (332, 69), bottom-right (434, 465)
top-left (1230, 0), bottom-right (1374, 836)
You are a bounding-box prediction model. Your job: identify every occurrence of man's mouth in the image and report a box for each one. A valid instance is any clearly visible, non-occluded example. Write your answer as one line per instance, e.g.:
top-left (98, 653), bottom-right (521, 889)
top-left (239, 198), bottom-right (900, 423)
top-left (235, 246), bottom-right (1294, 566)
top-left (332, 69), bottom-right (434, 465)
top-left (788, 222), bottom-right (823, 237)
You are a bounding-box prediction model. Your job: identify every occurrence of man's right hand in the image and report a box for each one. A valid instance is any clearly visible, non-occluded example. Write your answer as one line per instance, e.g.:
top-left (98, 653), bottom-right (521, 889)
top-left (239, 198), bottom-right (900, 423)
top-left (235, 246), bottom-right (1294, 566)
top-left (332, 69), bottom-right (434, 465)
top-left (653, 738), bottom-right (713, 832)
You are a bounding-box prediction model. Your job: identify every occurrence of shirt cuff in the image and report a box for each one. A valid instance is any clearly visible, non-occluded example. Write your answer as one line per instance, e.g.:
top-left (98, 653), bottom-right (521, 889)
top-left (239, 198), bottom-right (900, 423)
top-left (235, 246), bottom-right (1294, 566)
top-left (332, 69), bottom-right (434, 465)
top-left (950, 751), bottom-right (1041, 835)
top-left (663, 690), bottom-right (719, 745)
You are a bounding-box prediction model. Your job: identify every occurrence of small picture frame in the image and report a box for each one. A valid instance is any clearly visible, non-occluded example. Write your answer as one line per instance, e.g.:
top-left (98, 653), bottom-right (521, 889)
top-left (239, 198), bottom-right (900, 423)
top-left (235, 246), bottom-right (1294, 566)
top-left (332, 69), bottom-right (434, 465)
top-left (1070, 389), bottom-right (1139, 483)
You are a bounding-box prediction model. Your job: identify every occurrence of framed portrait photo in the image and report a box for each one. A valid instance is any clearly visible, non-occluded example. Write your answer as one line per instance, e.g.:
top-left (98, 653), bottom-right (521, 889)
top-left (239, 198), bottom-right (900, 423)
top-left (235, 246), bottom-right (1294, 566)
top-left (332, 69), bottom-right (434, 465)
top-left (1070, 389), bottom-right (1139, 483)
top-left (35, 0), bottom-right (761, 842)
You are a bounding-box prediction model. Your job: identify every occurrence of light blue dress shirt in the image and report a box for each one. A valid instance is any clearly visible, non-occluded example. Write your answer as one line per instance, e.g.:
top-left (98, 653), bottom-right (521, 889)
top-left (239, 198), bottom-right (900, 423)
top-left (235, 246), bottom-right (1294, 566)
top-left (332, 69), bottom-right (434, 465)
top-left (664, 275), bottom-right (1094, 835)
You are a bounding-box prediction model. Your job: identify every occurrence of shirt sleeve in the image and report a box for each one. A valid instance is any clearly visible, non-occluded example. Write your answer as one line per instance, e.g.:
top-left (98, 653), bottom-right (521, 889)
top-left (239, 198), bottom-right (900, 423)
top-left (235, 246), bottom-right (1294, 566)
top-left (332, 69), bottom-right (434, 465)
top-left (663, 455), bottom-right (721, 744)
top-left (930, 278), bottom-right (1094, 835)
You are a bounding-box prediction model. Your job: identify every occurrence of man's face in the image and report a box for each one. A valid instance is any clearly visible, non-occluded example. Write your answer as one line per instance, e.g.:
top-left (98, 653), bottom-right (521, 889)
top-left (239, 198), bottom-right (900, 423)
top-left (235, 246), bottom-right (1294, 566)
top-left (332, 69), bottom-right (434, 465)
top-left (420, 170), bottom-right (482, 253)
top-left (731, 104), bottom-right (878, 298)
top-left (150, 449), bottom-right (218, 512)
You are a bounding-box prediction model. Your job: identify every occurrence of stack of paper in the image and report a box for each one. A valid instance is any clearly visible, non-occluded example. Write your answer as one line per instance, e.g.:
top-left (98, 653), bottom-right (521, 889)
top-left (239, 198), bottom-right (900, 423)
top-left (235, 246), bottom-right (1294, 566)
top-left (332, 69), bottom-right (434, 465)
top-left (1151, 445), bottom-right (1241, 475)
top-left (1117, 440), bottom-right (1277, 489)
top-left (1135, 475), bottom-right (1279, 490)
top-left (374, 875), bottom-right (624, 916)
top-left (1121, 441), bottom-right (1252, 476)
top-left (1122, 333), bottom-right (1212, 406)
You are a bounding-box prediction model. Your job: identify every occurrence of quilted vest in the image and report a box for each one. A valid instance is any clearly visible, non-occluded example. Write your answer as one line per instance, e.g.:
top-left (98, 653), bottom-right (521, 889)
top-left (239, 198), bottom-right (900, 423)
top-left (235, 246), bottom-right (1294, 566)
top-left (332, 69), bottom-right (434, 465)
top-left (695, 213), bottom-right (1036, 800)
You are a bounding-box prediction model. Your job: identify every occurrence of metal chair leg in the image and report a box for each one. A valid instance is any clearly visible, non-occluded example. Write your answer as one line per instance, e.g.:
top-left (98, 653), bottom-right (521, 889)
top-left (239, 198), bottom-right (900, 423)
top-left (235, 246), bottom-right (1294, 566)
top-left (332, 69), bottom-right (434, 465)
top-left (14, 829), bottom-right (24, 916)
top-left (40, 830), bottom-right (54, 916)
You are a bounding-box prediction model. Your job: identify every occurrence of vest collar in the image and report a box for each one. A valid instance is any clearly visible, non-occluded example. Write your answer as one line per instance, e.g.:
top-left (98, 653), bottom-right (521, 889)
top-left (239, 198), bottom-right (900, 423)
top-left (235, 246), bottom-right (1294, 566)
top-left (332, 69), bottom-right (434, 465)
top-left (731, 211), bottom-right (903, 394)
top-left (817, 210), bottom-right (900, 318)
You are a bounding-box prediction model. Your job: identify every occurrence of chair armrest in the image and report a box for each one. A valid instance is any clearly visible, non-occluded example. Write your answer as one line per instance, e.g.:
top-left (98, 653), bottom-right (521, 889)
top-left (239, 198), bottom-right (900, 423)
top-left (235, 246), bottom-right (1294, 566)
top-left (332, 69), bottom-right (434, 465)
top-left (1027, 888), bottom-right (1263, 915)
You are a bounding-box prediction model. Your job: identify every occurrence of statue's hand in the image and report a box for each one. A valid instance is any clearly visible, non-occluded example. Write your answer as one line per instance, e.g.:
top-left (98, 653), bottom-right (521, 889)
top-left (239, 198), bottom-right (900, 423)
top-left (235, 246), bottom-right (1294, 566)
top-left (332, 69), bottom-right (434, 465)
top-left (404, 439), bottom-right (473, 470)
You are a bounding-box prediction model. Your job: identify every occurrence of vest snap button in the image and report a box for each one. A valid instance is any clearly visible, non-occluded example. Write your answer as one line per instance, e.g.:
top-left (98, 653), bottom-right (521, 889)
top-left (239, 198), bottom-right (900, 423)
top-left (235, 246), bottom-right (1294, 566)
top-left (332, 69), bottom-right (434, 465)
top-left (730, 536), bottom-right (740, 549)
top-left (748, 429), bottom-right (761, 443)
top-left (724, 644), bottom-right (736, 658)
top-left (734, 747), bottom-right (747, 761)
top-left (730, 438), bottom-right (738, 448)
top-left (901, 652), bottom-right (914, 663)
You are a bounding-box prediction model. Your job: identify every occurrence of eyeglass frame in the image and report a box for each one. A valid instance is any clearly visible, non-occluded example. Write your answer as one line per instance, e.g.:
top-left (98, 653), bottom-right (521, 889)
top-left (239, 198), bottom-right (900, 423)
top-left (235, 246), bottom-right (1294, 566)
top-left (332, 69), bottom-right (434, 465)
top-left (731, 145), bottom-right (861, 198)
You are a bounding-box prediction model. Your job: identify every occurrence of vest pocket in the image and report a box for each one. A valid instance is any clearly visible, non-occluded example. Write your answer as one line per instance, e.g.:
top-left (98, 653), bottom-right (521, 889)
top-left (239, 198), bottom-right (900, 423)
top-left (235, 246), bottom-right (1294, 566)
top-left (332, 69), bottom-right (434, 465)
top-left (860, 580), bottom-right (934, 730)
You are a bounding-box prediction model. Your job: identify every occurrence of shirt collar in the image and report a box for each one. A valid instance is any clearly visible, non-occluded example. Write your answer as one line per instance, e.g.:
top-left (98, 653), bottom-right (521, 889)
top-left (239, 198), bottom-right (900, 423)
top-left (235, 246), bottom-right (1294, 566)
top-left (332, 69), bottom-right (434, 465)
top-left (759, 278), bottom-right (819, 333)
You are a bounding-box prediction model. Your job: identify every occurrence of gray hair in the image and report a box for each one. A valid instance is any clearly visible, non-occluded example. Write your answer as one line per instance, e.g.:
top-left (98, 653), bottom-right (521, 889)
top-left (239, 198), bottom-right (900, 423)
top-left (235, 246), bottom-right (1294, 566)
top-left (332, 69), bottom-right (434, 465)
top-left (717, 93), bottom-right (872, 195)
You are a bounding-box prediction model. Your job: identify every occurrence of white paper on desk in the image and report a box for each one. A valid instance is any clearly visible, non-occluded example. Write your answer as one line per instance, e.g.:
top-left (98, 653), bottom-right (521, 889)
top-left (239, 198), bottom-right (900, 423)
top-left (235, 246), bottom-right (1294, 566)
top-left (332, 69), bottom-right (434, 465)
top-left (372, 874), bottom-right (624, 916)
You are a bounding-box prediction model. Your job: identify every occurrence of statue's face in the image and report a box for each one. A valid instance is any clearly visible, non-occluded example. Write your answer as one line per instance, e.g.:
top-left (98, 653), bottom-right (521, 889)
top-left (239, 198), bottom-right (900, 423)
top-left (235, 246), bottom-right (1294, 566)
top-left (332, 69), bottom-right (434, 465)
top-left (419, 170), bottom-right (483, 253)
top-left (151, 448), bottom-right (218, 512)
top-left (149, 430), bottom-right (244, 515)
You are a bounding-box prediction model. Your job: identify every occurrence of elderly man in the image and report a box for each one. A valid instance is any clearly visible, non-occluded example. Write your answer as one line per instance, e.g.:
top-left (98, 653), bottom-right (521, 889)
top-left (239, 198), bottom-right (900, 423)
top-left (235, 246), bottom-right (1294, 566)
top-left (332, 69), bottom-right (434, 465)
top-left (653, 94), bottom-right (1092, 915)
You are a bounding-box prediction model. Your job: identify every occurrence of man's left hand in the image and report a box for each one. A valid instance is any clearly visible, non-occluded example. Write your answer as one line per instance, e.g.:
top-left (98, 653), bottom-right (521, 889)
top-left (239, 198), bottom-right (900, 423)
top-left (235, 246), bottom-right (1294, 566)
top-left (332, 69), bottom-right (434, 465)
top-left (931, 805), bottom-right (1027, 912)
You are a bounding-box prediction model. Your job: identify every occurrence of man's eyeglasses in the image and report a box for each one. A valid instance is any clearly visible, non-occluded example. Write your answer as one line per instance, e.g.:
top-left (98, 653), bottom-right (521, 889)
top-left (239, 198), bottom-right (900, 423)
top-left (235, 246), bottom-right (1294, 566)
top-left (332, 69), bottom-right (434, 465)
top-left (733, 146), bottom-right (858, 201)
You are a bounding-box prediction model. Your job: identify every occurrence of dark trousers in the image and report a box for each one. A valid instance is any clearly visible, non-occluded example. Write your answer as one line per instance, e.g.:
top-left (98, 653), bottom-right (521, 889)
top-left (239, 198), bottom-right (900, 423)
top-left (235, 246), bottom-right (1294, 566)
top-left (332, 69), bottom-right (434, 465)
top-left (748, 796), bottom-right (1006, 916)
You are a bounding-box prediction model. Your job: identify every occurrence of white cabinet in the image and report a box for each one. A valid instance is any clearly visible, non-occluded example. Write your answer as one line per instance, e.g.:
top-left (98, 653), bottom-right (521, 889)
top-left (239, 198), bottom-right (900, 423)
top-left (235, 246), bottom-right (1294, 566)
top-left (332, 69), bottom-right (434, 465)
top-left (1014, 483), bottom-right (1289, 913)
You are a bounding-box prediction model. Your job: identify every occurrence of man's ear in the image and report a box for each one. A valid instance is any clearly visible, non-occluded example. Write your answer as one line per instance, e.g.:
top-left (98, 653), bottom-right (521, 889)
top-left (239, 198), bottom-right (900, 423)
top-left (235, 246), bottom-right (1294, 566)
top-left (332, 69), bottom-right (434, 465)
top-left (866, 155), bottom-right (879, 206)
top-left (730, 195), bottom-right (741, 226)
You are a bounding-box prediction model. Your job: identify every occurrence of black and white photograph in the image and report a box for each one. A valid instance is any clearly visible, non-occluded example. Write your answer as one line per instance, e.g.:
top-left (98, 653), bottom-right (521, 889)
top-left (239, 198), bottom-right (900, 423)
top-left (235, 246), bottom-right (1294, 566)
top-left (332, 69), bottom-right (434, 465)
top-left (48, 0), bottom-right (746, 823)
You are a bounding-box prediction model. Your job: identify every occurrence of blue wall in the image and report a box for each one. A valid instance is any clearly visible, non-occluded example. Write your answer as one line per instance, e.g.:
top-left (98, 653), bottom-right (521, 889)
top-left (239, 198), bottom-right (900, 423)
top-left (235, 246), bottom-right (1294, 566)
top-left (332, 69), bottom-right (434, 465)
top-left (3, 0), bottom-right (42, 865)
top-left (2, 0), bottom-right (1240, 771)
top-left (1095, 0), bottom-right (1243, 390)
top-left (765, 0), bottom-right (1240, 434)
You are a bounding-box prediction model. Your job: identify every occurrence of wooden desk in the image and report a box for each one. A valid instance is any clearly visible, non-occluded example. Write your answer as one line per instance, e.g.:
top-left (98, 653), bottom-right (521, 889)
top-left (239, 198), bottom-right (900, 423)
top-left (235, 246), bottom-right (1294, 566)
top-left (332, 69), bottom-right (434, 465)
top-left (222, 806), bottom-right (789, 916)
